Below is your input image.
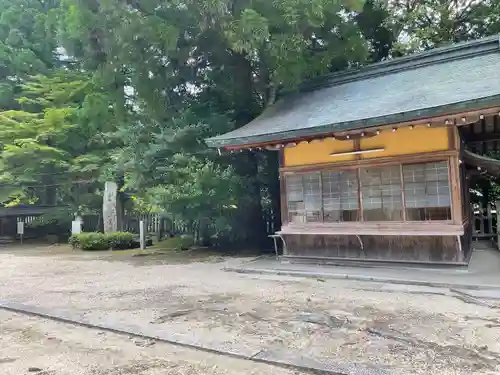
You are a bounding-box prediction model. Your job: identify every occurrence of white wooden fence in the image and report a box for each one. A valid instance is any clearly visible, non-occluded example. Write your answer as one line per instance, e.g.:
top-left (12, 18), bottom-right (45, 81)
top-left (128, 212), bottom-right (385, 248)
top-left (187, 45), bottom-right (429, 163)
top-left (123, 213), bottom-right (168, 234)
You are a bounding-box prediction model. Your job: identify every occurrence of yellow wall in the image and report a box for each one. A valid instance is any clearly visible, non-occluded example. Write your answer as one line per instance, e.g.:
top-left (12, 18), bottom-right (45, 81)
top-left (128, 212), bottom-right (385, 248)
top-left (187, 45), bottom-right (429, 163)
top-left (359, 127), bottom-right (449, 159)
top-left (283, 126), bottom-right (449, 167)
top-left (284, 139), bottom-right (356, 166)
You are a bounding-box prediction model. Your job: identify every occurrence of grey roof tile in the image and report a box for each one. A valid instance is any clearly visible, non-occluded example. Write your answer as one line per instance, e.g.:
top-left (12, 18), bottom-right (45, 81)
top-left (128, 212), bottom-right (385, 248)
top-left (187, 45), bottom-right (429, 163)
top-left (206, 35), bottom-right (500, 148)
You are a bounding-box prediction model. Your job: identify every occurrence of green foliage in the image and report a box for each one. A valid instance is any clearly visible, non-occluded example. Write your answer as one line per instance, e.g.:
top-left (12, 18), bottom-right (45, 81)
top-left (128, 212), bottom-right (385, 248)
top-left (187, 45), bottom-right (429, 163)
top-left (147, 156), bottom-right (240, 221)
top-left (106, 232), bottom-right (134, 250)
top-left (159, 235), bottom-right (195, 251)
top-left (50, 0), bottom-right (500, 249)
top-left (26, 206), bottom-right (73, 228)
top-left (57, 0), bottom-right (378, 247)
top-left (0, 68), bottom-right (123, 214)
top-left (125, 195), bottom-right (160, 215)
top-left (387, 0), bottom-right (500, 53)
top-left (69, 231), bottom-right (134, 251)
top-left (0, 0), bottom-right (127, 217)
top-left (0, 0), bottom-right (499, 248)
top-left (69, 232), bottom-right (109, 250)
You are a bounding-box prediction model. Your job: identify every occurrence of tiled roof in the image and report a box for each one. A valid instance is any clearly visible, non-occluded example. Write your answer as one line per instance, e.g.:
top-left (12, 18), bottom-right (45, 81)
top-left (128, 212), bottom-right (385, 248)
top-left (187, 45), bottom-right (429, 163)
top-left (206, 35), bottom-right (500, 148)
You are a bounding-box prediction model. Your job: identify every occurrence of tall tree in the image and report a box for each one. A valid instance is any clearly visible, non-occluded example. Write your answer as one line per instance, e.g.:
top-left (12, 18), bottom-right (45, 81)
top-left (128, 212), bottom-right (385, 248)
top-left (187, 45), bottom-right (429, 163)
top-left (57, 0), bottom-right (373, 247)
top-left (0, 0), bottom-right (130, 225)
top-left (3, 0), bottom-right (497, 243)
top-left (0, 0), bottom-right (59, 108)
top-left (0, 70), bottom-right (120, 219)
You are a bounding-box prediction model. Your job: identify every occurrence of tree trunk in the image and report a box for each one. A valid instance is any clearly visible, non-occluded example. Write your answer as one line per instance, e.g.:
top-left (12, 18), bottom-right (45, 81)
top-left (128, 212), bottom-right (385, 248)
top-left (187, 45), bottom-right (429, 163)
top-left (266, 151), bottom-right (281, 232)
top-left (199, 217), bottom-right (211, 246)
top-left (230, 53), bottom-right (268, 249)
top-left (233, 151), bottom-right (267, 249)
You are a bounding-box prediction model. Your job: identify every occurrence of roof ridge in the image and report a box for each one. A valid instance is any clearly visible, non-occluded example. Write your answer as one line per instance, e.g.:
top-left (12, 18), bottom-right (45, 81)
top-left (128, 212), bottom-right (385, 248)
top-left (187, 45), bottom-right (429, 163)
top-left (301, 34), bottom-right (500, 92)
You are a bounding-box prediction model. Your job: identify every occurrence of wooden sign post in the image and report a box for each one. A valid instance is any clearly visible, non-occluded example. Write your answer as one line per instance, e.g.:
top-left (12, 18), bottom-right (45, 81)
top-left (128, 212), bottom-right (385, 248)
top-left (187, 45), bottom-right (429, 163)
top-left (17, 221), bottom-right (24, 244)
top-left (139, 220), bottom-right (145, 250)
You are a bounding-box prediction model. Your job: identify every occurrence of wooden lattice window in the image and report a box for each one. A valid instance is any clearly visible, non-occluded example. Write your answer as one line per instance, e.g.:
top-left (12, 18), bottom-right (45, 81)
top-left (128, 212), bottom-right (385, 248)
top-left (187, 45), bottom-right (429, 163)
top-left (286, 174), bottom-right (306, 223)
top-left (403, 161), bottom-right (451, 220)
top-left (322, 171), bottom-right (359, 222)
top-left (360, 165), bottom-right (403, 221)
top-left (286, 173), bottom-right (322, 223)
top-left (303, 173), bottom-right (322, 222)
top-left (284, 160), bottom-right (452, 224)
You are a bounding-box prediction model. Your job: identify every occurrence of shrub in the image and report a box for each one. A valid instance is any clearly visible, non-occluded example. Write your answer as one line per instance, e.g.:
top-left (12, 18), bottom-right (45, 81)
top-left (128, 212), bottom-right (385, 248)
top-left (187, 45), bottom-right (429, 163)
top-left (68, 234), bottom-right (81, 249)
top-left (69, 232), bottom-right (135, 251)
top-left (107, 232), bottom-right (134, 250)
top-left (70, 232), bottom-right (109, 251)
top-left (178, 234), bottom-right (194, 250)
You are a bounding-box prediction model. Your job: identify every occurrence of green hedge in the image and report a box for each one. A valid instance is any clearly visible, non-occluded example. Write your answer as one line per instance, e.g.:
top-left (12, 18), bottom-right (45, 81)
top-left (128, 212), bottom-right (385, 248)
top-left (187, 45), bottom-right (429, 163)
top-left (107, 232), bottom-right (134, 249)
top-left (69, 232), bottom-right (134, 251)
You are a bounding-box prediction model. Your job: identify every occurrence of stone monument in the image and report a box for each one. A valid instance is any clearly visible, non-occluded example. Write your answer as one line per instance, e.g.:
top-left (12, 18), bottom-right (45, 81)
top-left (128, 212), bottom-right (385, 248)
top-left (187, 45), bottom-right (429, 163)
top-left (103, 181), bottom-right (119, 233)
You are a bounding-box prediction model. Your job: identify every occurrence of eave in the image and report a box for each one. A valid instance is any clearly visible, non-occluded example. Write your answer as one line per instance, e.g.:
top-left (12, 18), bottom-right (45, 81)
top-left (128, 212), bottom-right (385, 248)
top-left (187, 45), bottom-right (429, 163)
top-left (207, 97), bottom-right (500, 150)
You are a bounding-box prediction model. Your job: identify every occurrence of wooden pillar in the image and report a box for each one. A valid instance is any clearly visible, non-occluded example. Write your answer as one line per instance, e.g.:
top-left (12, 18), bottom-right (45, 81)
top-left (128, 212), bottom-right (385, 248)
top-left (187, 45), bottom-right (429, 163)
top-left (449, 155), bottom-right (462, 224)
top-left (487, 203), bottom-right (493, 235)
top-left (478, 202), bottom-right (485, 236)
top-left (116, 190), bottom-right (124, 231)
top-left (279, 149), bottom-right (288, 227)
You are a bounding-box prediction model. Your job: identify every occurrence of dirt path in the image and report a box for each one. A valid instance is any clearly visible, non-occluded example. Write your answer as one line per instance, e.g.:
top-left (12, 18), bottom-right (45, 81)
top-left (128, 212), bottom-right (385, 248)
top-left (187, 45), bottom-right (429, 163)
top-left (0, 310), bottom-right (302, 375)
top-left (0, 246), bottom-right (499, 374)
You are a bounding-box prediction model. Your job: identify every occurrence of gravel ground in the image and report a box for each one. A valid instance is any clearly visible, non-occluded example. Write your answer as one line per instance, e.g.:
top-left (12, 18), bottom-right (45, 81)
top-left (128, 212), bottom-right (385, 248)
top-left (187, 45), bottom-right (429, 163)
top-left (0, 310), bottom-right (302, 375)
top-left (0, 245), bottom-right (500, 375)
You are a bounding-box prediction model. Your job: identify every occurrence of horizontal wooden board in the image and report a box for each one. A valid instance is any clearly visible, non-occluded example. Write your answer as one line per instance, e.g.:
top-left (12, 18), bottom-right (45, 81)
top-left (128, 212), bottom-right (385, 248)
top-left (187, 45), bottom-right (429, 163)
top-left (281, 233), bottom-right (461, 262)
top-left (279, 222), bottom-right (464, 236)
top-left (280, 150), bottom-right (458, 174)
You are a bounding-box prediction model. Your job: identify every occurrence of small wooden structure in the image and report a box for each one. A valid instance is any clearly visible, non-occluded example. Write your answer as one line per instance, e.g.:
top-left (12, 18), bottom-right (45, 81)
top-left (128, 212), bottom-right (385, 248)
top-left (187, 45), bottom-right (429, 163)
top-left (207, 35), bottom-right (500, 264)
top-left (0, 205), bottom-right (65, 239)
top-left (472, 202), bottom-right (496, 240)
top-left (471, 201), bottom-right (500, 249)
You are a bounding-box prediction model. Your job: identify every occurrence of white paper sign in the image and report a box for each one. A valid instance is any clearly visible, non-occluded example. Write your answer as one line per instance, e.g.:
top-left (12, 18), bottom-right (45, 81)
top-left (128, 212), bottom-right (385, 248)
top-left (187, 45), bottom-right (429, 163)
top-left (71, 220), bottom-right (82, 235)
top-left (17, 221), bottom-right (24, 235)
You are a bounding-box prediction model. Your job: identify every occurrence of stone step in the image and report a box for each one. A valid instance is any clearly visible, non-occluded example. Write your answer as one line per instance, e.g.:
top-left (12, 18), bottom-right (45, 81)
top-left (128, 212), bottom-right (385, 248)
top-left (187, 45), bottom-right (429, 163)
top-left (280, 255), bottom-right (469, 270)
